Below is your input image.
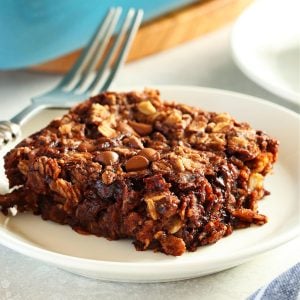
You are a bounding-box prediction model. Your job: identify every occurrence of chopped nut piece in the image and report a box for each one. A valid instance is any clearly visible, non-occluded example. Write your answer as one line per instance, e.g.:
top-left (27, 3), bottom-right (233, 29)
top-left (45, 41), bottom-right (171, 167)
top-left (232, 208), bottom-right (267, 224)
top-left (170, 156), bottom-right (185, 172)
top-left (67, 152), bottom-right (93, 161)
top-left (212, 122), bottom-right (232, 133)
top-left (117, 122), bottom-right (139, 136)
top-left (213, 113), bottom-right (232, 123)
top-left (206, 122), bottom-right (216, 132)
top-left (177, 104), bottom-right (195, 114)
top-left (151, 160), bottom-right (173, 173)
top-left (98, 124), bottom-right (117, 138)
top-left (207, 133), bottom-right (226, 149)
top-left (59, 123), bottom-right (73, 135)
top-left (251, 153), bottom-right (272, 173)
top-left (33, 156), bottom-right (61, 179)
top-left (128, 121), bottom-right (152, 136)
top-left (18, 160), bottom-right (29, 176)
top-left (113, 147), bottom-right (136, 158)
top-left (232, 136), bottom-right (248, 147)
top-left (155, 231), bottom-right (186, 256)
top-left (167, 216), bottom-right (183, 234)
top-left (248, 172), bottom-right (264, 191)
top-left (165, 110), bottom-right (182, 125)
top-left (144, 193), bottom-right (166, 220)
top-left (124, 136), bottom-right (144, 149)
top-left (102, 168), bottom-right (117, 185)
top-left (145, 198), bottom-right (157, 220)
top-left (182, 157), bottom-right (193, 171)
top-left (49, 178), bottom-right (79, 203)
top-left (187, 120), bottom-right (207, 132)
top-left (90, 103), bottom-right (110, 123)
top-left (137, 101), bottom-right (157, 115)
top-left (145, 193), bottom-right (167, 202)
top-left (181, 114), bottom-right (192, 129)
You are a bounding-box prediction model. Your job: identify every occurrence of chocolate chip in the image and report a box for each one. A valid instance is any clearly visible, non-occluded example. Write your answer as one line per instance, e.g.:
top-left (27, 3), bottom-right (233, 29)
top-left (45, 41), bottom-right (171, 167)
top-left (125, 155), bottom-right (149, 171)
top-left (138, 148), bottom-right (160, 161)
top-left (96, 151), bottom-right (119, 166)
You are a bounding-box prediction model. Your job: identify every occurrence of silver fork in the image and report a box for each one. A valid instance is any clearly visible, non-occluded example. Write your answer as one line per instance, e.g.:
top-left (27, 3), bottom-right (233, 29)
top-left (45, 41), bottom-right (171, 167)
top-left (0, 7), bottom-right (143, 147)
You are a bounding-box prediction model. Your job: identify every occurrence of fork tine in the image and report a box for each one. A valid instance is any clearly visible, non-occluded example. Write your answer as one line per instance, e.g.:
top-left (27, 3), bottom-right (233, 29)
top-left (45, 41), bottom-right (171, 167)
top-left (56, 7), bottom-right (119, 90)
top-left (89, 9), bottom-right (144, 95)
top-left (74, 8), bottom-right (123, 92)
top-left (82, 8), bottom-right (136, 94)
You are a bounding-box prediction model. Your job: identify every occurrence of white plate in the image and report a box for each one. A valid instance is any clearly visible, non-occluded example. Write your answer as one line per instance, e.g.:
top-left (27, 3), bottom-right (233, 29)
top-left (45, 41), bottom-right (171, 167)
top-left (0, 86), bottom-right (299, 282)
top-left (231, 0), bottom-right (300, 104)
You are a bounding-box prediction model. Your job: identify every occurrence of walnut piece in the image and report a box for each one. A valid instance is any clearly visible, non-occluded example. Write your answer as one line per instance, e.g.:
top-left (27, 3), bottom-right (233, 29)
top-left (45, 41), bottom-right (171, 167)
top-left (137, 101), bottom-right (157, 115)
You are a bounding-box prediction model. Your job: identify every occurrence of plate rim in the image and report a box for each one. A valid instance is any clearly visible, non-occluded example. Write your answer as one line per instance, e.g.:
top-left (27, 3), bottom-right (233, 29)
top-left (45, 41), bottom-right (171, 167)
top-left (0, 85), bottom-right (299, 279)
top-left (230, 0), bottom-right (300, 106)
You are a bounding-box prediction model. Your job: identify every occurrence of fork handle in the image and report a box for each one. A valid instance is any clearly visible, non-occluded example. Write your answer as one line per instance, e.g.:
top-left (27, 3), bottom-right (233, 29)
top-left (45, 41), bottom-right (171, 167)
top-left (0, 102), bottom-right (47, 148)
top-left (10, 102), bottom-right (47, 126)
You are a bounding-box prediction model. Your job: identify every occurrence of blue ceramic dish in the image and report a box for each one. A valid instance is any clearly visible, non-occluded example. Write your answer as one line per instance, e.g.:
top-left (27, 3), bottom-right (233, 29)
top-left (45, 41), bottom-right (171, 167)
top-left (0, 0), bottom-right (196, 69)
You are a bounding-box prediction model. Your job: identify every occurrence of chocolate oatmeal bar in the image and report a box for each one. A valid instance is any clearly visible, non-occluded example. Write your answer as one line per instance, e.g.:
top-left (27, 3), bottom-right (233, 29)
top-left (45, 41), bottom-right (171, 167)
top-left (0, 89), bottom-right (278, 256)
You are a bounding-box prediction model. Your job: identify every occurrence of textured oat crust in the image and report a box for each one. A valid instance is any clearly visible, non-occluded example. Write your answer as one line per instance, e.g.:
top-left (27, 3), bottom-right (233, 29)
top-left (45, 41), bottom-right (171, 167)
top-left (0, 89), bottom-right (279, 256)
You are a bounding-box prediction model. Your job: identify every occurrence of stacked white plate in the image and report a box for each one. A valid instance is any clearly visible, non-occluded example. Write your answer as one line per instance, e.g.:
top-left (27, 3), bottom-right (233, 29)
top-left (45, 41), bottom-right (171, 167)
top-left (231, 0), bottom-right (300, 105)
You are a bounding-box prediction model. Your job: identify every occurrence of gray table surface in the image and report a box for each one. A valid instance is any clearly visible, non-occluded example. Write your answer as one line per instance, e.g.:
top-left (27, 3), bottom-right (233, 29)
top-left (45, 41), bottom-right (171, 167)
top-left (0, 25), bottom-right (299, 300)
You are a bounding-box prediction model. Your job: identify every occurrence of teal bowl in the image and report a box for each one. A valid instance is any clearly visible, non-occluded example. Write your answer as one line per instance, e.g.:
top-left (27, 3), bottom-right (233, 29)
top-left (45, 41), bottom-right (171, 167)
top-left (0, 0), bottom-right (196, 70)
